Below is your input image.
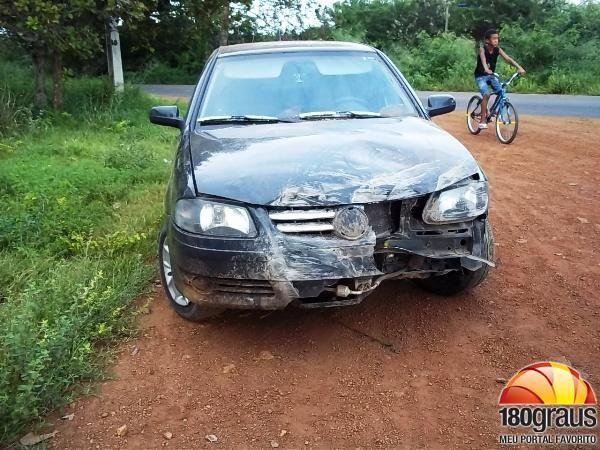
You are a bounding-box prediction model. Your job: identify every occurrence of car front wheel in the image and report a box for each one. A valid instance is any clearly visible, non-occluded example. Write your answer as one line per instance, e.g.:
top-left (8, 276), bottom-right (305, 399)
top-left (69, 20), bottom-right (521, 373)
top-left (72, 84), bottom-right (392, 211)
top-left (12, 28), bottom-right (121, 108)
top-left (158, 227), bottom-right (223, 321)
top-left (415, 222), bottom-right (494, 296)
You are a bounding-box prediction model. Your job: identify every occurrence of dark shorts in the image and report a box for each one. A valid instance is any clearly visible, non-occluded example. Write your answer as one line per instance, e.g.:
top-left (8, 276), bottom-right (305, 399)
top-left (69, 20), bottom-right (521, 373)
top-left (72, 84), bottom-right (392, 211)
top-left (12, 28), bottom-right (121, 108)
top-left (475, 75), bottom-right (502, 96)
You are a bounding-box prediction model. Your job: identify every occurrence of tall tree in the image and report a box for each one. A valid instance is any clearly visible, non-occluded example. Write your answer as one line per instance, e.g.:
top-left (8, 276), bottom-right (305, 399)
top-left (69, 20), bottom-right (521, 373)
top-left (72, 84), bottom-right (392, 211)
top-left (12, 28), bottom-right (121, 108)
top-left (119, 0), bottom-right (253, 77)
top-left (0, 0), bottom-right (147, 109)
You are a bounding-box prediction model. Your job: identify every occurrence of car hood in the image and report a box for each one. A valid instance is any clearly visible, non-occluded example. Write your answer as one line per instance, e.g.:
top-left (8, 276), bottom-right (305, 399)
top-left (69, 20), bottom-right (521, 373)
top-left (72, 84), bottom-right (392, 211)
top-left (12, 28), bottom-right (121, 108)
top-left (189, 116), bottom-right (481, 206)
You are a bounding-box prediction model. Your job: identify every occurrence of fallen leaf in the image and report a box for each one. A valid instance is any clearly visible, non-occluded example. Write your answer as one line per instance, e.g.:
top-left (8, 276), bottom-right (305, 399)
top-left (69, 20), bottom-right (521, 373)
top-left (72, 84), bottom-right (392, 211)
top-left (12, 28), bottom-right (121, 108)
top-left (61, 413), bottom-right (75, 421)
top-left (206, 434), bottom-right (218, 443)
top-left (20, 431), bottom-right (57, 446)
top-left (577, 217), bottom-right (589, 224)
top-left (116, 425), bottom-right (128, 437)
top-left (131, 346), bottom-right (139, 356)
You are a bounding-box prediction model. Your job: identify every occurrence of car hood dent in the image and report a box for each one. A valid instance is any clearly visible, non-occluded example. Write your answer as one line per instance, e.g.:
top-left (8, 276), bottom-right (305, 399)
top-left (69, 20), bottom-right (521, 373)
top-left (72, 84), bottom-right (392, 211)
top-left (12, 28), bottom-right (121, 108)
top-left (190, 117), bottom-right (480, 206)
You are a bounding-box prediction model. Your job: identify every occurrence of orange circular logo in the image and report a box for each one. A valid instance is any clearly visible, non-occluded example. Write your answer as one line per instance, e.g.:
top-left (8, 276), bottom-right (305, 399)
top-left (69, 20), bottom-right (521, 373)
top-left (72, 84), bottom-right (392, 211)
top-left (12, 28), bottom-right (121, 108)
top-left (499, 362), bottom-right (597, 405)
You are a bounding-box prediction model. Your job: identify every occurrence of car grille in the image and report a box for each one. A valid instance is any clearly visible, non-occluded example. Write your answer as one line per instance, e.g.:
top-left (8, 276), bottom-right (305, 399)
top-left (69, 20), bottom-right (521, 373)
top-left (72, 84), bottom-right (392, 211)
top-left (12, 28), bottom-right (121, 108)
top-left (268, 203), bottom-right (399, 236)
top-left (268, 208), bottom-right (338, 234)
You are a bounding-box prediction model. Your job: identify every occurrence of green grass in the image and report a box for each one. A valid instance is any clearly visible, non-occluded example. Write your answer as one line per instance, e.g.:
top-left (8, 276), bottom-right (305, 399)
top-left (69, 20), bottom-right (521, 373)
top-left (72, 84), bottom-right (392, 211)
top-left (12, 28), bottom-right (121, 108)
top-left (0, 81), bottom-right (184, 444)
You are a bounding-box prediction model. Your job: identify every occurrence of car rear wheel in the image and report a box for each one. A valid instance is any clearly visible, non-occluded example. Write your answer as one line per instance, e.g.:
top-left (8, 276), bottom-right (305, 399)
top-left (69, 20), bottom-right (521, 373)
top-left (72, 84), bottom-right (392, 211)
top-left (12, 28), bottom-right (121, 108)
top-left (158, 227), bottom-right (223, 321)
top-left (415, 222), bottom-right (494, 296)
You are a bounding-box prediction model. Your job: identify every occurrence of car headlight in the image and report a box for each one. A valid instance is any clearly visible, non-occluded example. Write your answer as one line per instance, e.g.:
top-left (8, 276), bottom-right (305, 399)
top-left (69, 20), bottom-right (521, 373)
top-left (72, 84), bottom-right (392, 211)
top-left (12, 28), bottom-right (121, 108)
top-left (422, 181), bottom-right (488, 224)
top-left (174, 199), bottom-right (257, 237)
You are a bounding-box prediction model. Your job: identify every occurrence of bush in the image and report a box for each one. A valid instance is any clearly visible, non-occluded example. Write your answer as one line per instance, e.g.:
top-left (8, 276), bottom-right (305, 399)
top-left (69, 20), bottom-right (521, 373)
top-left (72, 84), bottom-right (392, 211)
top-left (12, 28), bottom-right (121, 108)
top-left (546, 68), bottom-right (600, 95)
top-left (329, 0), bottom-right (600, 95)
top-left (0, 59), bottom-right (180, 444)
top-left (0, 257), bottom-right (154, 441)
top-left (382, 29), bottom-right (600, 95)
top-left (387, 33), bottom-right (476, 91)
top-left (0, 53), bottom-right (162, 137)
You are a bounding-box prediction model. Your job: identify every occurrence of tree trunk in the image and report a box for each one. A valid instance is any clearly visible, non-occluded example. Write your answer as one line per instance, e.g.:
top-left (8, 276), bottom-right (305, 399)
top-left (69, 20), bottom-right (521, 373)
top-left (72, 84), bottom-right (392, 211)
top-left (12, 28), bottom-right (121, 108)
top-left (219, 2), bottom-right (230, 46)
top-left (52, 50), bottom-right (63, 110)
top-left (32, 46), bottom-right (48, 110)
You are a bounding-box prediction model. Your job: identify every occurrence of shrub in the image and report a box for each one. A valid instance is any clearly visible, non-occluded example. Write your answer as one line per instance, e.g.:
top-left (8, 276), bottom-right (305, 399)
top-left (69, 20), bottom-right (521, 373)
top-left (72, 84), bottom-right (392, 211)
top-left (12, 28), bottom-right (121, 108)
top-left (0, 59), bottom-right (178, 444)
top-left (352, 23), bottom-right (600, 95)
top-left (0, 256), bottom-right (154, 441)
top-left (387, 33), bottom-right (476, 92)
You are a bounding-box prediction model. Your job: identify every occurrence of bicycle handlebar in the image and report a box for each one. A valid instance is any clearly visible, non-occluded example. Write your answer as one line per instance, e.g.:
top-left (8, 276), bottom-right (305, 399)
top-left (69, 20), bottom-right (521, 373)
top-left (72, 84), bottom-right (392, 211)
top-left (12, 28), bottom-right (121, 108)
top-left (492, 72), bottom-right (521, 86)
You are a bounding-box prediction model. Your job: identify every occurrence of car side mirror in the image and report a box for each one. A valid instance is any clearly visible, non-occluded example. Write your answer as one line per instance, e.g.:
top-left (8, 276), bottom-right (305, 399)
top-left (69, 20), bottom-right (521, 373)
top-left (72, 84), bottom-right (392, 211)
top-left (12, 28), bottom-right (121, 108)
top-left (426, 95), bottom-right (456, 117)
top-left (149, 105), bottom-right (183, 129)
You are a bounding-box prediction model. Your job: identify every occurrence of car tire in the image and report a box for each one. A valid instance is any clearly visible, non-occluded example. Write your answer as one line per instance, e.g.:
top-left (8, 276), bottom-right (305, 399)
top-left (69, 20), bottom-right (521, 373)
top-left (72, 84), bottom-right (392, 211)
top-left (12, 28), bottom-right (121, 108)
top-left (158, 226), bottom-right (224, 321)
top-left (415, 222), bottom-right (494, 296)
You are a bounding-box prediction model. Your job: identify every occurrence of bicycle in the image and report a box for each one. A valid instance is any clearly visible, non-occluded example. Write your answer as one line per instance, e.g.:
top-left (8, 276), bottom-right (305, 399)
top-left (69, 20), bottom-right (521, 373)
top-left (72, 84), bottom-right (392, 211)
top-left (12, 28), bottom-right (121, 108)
top-left (466, 72), bottom-right (520, 144)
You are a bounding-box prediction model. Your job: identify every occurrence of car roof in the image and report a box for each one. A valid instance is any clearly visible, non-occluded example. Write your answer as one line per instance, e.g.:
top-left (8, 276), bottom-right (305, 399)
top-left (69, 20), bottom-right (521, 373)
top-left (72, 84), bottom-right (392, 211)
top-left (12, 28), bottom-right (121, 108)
top-left (216, 40), bottom-right (375, 57)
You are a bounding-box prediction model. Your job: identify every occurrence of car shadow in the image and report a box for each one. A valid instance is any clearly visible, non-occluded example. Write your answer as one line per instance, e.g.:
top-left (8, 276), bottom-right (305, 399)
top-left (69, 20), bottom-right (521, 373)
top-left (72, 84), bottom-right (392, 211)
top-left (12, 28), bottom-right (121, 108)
top-left (195, 279), bottom-right (487, 356)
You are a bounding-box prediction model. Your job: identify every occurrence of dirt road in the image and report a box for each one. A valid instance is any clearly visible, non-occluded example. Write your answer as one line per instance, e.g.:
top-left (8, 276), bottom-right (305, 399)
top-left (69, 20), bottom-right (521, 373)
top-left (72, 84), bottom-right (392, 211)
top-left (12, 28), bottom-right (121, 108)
top-left (51, 113), bottom-right (600, 449)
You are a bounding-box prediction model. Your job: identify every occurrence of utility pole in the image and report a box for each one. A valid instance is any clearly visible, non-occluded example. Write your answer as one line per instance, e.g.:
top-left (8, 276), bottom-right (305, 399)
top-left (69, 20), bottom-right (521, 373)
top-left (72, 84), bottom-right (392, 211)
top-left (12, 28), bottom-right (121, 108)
top-left (444, 0), bottom-right (449, 33)
top-left (106, 18), bottom-right (124, 92)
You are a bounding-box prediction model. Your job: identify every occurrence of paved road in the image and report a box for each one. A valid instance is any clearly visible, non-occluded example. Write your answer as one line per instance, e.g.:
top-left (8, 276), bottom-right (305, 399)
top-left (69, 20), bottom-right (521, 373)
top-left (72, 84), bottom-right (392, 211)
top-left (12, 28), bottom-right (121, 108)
top-left (142, 84), bottom-right (600, 118)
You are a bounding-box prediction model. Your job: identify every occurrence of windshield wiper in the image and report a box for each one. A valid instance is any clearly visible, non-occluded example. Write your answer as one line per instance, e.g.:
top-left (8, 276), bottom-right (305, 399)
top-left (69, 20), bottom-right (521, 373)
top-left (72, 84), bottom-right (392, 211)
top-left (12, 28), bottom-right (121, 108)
top-left (298, 111), bottom-right (382, 120)
top-left (198, 115), bottom-right (295, 125)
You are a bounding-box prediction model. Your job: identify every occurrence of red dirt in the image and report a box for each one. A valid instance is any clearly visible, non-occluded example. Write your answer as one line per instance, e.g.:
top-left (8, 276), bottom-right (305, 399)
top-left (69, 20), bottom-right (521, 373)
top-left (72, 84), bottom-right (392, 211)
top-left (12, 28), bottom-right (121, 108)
top-left (51, 113), bottom-right (600, 449)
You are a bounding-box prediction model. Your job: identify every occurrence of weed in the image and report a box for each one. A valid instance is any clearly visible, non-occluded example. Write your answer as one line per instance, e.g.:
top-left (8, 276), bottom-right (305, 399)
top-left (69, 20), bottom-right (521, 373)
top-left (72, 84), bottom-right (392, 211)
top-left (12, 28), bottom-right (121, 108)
top-left (0, 67), bottom-right (179, 443)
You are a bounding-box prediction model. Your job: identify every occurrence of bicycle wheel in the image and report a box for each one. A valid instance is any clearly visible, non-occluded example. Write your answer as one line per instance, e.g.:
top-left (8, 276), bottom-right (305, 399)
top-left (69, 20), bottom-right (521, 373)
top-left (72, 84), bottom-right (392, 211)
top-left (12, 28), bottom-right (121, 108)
top-left (466, 95), bottom-right (483, 135)
top-left (495, 101), bottom-right (519, 144)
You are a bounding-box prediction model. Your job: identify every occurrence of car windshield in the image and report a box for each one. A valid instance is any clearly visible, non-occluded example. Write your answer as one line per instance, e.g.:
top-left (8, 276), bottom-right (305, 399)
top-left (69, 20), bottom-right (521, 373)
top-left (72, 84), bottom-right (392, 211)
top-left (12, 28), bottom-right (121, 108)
top-left (198, 50), bottom-right (419, 123)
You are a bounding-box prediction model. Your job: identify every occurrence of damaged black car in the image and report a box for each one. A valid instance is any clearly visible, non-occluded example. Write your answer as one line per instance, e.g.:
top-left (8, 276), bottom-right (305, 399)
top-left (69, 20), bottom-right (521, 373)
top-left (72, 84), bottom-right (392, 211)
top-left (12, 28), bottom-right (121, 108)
top-left (150, 41), bottom-right (495, 321)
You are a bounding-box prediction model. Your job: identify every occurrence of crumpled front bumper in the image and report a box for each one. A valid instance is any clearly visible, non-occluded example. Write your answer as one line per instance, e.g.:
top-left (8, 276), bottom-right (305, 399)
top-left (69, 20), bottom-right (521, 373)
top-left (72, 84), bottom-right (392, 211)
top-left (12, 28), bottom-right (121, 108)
top-left (168, 202), bottom-right (492, 310)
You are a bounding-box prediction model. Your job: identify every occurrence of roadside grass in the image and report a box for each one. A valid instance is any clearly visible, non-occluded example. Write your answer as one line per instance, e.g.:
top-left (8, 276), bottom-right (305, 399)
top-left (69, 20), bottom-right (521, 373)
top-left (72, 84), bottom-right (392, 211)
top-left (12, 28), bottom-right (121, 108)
top-left (0, 81), bottom-right (184, 444)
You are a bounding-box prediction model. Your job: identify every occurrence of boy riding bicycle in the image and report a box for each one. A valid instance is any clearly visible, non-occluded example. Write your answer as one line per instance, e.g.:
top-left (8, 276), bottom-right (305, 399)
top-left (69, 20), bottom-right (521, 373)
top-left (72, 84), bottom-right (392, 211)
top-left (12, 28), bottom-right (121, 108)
top-left (475, 28), bottom-right (525, 129)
